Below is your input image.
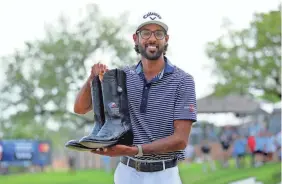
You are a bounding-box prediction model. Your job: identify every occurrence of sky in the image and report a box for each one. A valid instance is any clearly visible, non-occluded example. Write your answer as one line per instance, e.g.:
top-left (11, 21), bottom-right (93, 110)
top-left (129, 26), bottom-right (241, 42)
top-left (0, 0), bottom-right (279, 125)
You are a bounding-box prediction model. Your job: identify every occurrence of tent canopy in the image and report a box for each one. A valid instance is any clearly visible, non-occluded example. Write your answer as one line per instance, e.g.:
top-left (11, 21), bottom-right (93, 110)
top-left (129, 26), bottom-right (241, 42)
top-left (196, 94), bottom-right (268, 115)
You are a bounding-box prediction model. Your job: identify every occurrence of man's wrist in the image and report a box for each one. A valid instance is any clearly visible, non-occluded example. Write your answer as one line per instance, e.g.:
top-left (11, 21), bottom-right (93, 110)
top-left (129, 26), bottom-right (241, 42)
top-left (87, 75), bottom-right (95, 82)
top-left (128, 146), bottom-right (139, 156)
top-left (86, 75), bottom-right (93, 86)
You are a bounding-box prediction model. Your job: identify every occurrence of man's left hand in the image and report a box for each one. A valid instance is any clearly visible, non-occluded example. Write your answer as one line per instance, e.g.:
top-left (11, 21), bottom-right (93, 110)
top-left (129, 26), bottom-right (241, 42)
top-left (91, 145), bottom-right (138, 157)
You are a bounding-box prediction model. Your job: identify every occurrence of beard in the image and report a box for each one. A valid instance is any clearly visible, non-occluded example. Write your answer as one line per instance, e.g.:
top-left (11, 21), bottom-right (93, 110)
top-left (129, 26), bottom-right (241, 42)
top-left (138, 43), bottom-right (165, 60)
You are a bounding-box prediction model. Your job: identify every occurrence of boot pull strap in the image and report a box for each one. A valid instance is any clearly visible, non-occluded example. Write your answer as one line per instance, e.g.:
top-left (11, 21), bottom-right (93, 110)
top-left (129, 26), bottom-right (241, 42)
top-left (97, 76), bottom-right (105, 123)
top-left (116, 69), bottom-right (123, 95)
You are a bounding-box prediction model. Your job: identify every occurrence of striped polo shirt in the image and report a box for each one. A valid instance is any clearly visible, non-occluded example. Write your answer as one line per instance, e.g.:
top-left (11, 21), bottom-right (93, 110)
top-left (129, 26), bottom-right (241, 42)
top-left (122, 56), bottom-right (197, 161)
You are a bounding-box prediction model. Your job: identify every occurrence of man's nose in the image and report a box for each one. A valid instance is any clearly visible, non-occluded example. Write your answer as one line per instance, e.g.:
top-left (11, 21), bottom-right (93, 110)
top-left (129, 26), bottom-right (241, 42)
top-left (148, 33), bottom-right (157, 41)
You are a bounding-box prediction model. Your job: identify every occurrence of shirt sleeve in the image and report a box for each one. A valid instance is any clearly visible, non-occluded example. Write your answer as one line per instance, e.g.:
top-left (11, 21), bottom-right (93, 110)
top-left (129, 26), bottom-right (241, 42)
top-left (173, 75), bottom-right (197, 122)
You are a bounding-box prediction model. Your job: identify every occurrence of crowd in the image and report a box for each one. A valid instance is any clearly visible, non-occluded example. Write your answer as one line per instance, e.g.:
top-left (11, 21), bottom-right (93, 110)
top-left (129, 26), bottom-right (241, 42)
top-left (183, 123), bottom-right (281, 172)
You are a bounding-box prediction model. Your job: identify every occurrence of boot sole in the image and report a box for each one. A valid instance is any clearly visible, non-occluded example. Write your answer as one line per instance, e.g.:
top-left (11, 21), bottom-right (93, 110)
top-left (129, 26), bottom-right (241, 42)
top-left (79, 140), bottom-right (117, 149)
top-left (65, 141), bottom-right (95, 151)
top-left (79, 131), bottom-right (133, 149)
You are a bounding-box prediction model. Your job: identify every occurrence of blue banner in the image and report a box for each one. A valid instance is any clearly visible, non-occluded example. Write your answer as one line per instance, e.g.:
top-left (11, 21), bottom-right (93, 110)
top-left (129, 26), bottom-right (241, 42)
top-left (0, 139), bottom-right (52, 167)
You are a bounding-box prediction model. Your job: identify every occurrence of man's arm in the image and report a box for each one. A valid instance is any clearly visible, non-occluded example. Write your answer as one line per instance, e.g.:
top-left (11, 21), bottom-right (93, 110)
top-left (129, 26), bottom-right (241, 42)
top-left (74, 63), bottom-right (108, 114)
top-left (73, 76), bottom-right (93, 114)
top-left (141, 120), bottom-right (193, 154)
top-left (92, 120), bottom-right (193, 157)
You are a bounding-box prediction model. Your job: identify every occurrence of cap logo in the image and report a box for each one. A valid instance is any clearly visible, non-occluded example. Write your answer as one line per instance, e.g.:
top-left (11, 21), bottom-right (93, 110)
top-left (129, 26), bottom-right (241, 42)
top-left (143, 12), bottom-right (162, 20)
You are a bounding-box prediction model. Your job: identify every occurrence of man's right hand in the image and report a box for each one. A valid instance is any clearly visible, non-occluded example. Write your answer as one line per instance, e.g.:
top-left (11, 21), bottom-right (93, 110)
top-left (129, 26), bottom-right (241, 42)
top-left (74, 62), bottom-right (109, 114)
top-left (90, 62), bottom-right (109, 81)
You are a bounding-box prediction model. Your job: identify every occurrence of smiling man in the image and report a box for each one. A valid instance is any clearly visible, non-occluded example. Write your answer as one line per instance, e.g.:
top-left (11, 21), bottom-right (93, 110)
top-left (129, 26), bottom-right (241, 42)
top-left (74, 11), bottom-right (197, 184)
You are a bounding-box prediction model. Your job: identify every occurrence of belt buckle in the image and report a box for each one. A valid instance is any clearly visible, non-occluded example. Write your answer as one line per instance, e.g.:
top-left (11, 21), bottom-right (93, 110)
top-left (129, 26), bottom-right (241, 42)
top-left (135, 161), bottom-right (141, 171)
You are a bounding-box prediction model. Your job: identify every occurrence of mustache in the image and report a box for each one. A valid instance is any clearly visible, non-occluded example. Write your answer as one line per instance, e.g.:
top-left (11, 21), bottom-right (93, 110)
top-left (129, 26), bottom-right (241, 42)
top-left (145, 43), bottom-right (159, 48)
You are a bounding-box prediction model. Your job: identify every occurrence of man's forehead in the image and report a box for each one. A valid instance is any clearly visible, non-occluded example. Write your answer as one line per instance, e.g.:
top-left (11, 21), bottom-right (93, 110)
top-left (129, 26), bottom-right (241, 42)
top-left (139, 24), bottom-right (164, 31)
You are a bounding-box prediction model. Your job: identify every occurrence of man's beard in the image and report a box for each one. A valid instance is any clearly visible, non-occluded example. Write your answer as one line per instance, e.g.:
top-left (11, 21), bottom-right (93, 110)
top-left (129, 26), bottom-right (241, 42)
top-left (138, 44), bottom-right (165, 60)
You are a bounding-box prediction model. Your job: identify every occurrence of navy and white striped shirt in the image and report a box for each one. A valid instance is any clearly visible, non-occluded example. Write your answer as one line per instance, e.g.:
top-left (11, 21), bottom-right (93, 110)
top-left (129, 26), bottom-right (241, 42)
top-left (123, 56), bottom-right (197, 161)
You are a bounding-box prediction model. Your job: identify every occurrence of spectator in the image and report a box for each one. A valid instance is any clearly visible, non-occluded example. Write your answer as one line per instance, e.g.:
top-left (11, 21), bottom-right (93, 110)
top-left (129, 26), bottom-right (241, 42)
top-left (247, 135), bottom-right (256, 167)
top-left (264, 133), bottom-right (276, 162)
top-left (184, 144), bottom-right (195, 165)
top-left (220, 133), bottom-right (232, 168)
top-left (68, 154), bottom-right (76, 174)
top-left (275, 131), bottom-right (281, 161)
top-left (253, 130), bottom-right (268, 167)
top-left (0, 141), bottom-right (3, 174)
top-left (0, 143), bottom-right (2, 161)
top-left (200, 140), bottom-right (216, 172)
top-left (248, 122), bottom-right (261, 136)
top-left (232, 134), bottom-right (247, 168)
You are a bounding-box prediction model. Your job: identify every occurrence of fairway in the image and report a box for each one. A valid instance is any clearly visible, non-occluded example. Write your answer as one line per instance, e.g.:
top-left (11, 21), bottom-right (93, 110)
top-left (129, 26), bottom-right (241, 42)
top-left (0, 162), bottom-right (280, 184)
top-left (179, 162), bottom-right (281, 184)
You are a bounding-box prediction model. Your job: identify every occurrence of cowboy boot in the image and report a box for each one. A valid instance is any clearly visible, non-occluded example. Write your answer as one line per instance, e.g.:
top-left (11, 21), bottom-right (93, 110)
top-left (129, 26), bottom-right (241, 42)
top-left (79, 69), bottom-right (133, 149)
top-left (65, 75), bottom-right (105, 151)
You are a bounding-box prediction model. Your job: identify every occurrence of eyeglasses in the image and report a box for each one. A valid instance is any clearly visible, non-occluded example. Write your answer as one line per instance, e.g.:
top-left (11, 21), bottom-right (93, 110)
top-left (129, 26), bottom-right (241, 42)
top-left (136, 29), bottom-right (166, 40)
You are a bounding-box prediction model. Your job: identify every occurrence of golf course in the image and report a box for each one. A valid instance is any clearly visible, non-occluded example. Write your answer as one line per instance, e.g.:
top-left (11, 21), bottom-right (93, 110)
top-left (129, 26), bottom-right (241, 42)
top-left (0, 161), bottom-right (280, 184)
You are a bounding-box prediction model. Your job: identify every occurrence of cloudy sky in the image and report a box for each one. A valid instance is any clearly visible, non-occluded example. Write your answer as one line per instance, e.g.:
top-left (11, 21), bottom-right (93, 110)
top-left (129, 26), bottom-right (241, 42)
top-left (0, 0), bottom-right (278, 125)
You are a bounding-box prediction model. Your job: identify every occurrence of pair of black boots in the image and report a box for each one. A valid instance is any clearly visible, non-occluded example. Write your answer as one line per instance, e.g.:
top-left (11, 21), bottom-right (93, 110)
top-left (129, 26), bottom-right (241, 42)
top-left (65, 69), bottom-right (133, 151)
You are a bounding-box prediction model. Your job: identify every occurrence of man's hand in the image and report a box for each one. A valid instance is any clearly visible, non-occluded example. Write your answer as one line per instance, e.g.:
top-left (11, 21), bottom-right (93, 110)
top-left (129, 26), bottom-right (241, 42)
top-left (91, 145), bottom-right (138, 157)
top-left (73, 61), bottom-right (109, 114)
top-left (89, 62), bottom-right (109, 82)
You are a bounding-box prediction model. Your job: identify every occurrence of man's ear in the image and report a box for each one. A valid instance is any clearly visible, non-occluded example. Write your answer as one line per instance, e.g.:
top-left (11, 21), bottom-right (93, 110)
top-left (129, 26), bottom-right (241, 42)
top-left (133, 33), bottom-right (138, 44)
top-left (165, 34), bottom-right (169, 43)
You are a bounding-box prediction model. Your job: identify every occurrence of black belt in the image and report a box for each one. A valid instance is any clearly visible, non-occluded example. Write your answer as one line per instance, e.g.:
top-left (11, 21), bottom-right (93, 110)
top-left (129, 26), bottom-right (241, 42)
top-left (120, 156), bottom-right (177, 172)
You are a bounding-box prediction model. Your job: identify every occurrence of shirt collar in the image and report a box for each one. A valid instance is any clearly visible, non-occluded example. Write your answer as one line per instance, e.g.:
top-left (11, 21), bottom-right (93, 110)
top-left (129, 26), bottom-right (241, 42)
top-left (135, 56), bottom-right (175, 76)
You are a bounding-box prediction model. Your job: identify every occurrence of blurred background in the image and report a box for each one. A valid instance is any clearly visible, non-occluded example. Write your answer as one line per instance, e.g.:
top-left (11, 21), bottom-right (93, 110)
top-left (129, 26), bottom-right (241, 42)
top-left (0, 0), bottom-right (281, 184)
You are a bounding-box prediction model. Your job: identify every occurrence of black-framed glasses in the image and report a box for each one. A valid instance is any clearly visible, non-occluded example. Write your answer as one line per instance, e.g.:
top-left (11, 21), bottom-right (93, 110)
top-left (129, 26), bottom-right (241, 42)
top-left (136, 29), bottom-right (166, 40)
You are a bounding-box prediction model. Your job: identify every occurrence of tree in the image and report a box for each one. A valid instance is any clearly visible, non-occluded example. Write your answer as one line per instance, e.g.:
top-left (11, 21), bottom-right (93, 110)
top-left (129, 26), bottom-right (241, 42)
top-left (0, 4), bottom-right (136, 140)
top-left (205, 6), bottom-right (281, 102)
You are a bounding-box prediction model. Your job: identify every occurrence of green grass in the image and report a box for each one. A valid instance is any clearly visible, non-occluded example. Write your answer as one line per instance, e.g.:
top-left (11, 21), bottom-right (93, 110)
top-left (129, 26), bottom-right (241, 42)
top-left (179, 162), bottom-right (281, 184)
top-left (0, 162), bottom-right (280, 184)
top-left (0, 169), bottom-right (113, 184)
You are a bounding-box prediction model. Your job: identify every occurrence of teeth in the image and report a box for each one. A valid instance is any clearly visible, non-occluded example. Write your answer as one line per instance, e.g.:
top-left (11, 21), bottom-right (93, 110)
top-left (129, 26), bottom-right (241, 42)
top-left (148, 46), bottom-right (156, 49)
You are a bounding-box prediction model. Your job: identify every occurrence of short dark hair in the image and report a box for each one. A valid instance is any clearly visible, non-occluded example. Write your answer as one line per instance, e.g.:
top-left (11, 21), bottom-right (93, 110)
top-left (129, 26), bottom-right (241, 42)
top-left (134, 44), bottom-right (168, 55)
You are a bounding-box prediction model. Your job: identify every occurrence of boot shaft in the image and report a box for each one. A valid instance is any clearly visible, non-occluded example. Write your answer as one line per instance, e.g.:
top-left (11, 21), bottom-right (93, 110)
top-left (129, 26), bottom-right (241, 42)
top-left (101, 69), bottom-right (129, 119)
top-left (91, 76), bottom-right (105, 124)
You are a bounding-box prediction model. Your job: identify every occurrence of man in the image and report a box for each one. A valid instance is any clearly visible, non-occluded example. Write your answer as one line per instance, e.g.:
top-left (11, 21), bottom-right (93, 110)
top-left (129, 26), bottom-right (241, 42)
top-left (67, 153), bottom-right (76, 174)
top-left (232, 134), bottom-right (247, 168)
top-left (275, 131), bottom-right (281, 161)
top-left (0, 142), bottom-right (2, 161)
top-left (219, 128), bottom-right (232, 168)
top-left (200, 139), bottom-right (216, 172)
top-left (0, 141), bottom-right (3, 173)
top-left (184, 143), bottom-right (194, 165)
top-left (74, 11), bottom-right (197, 184)
top-left (247, 134), bottom-right (256, 167)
